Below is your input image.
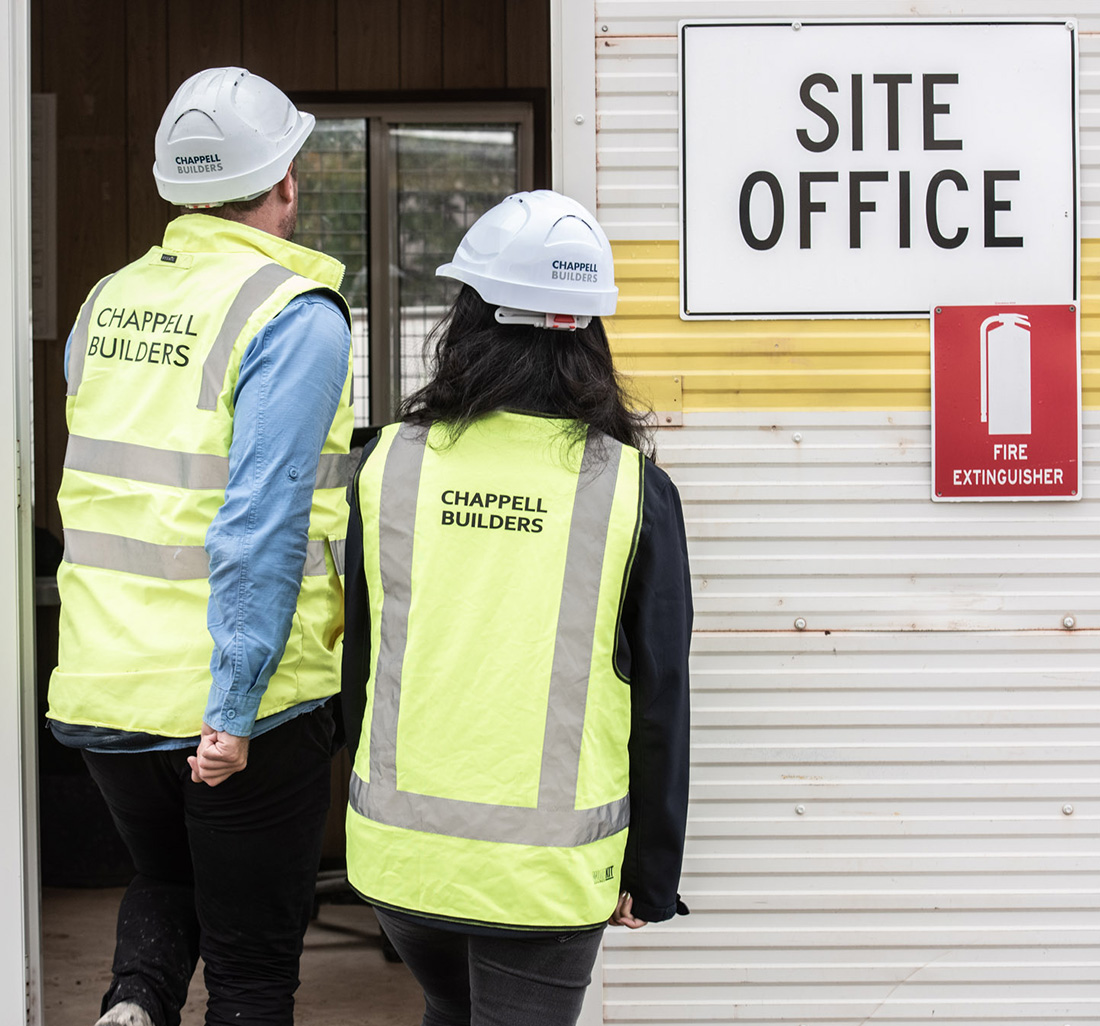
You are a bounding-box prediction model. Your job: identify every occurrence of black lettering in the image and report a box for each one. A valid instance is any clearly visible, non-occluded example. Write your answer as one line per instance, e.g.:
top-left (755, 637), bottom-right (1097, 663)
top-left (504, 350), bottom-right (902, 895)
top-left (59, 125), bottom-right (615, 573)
top-left (442, 490), bottom-right (455, 505)
top-left (173, 344), bottom-right (190, 367)
top-left (536, 497), bottom-right (547, 513)
top-left (134, 340), bottom-right (149, 362)
top-left (184, 314), bottom-right (199, 337)
top-left (899, 170), bottom-right (911, 248)
top-left (489, 514), bottom-right (504, 529)
top-left (800, 172), bottom-right (838, 249)
top-left (872, 74), bottom-right (912, 151)
top-left (151, 312), bottom-right (168, 333)
top-left (442, 510), bottom-right (455, 525)
top-left (456, 512), bottom-right (471, 527)
top-left (505, 516), bottom-right (517, 531)
top-left (148, 341), bottom-right (162, 363)
top-left (485, 493), bottom-right (498, 508)
top-left (122, 339), bottom-right (135, 362)
top-left (796, 73), bottom-right (839, 152)
top-left (926, 170), bottom-right (969, 249)
top-left (122, 310), bottom-right (141, 331)
top-left (108, 308), bottom-right (124, 328)
top-left (851, 74), bottom-right (863, 151)
top-left (511, 494), bottom-right (523, 510)
top-left (162, 343), bottom-right (174, 364)
top-left (454, 491), bottom-right (469, 506)
top-left (100, 337), bottom-right (118, 358)
top-left (165, 313), bottom-right (180, 334)
top-left (141, 310), bottom-right (154, 331)
top-left (739, 172), bottom-right (784, 251)
top-left (984, 171), bottom-right (1023, 248)
top-left (88, 335), bottom-right (100, 356)
top-left (923, 74), bottom-right (962, 150)
top-left (470, 493), bottom-right (484, 508)
top-left (530, 518), bottom-right (544, 533)
top-left (516, 517), bottom-right (531, 532)
top-left (476, 513), bottom-right (488, 528)
top-left (849, 171), bottom-right (889, 248)
top-left (96, 308), bottom-right (111, 327)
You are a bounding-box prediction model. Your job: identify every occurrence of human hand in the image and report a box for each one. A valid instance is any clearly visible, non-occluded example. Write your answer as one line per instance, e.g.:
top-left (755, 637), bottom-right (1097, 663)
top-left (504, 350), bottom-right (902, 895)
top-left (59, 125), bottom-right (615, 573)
top-left (608, 891), bottom-right (647, 929)
top-left (187, 722), bottom-right (250, 786)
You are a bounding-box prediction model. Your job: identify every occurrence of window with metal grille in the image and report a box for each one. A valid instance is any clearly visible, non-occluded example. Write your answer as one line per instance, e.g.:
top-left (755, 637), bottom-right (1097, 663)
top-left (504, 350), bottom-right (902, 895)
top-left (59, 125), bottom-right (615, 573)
top-left (295, 105), bottom-right (533, 429)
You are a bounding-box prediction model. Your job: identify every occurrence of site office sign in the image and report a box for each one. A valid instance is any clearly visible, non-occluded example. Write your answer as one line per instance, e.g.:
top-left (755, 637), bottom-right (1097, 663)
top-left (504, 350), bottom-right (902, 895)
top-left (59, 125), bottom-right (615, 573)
top-left (932, 304), bottom-right (1081, 501)
top-left (679, 19), bottom-right (1079, 318)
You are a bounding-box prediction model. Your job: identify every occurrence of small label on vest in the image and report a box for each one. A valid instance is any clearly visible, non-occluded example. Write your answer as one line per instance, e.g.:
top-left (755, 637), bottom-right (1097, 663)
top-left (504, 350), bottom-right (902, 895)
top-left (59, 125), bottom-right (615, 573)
top-left (592, 866), bottom-right (615, 885)
top-left (161, 253), bottom-right (177, 263)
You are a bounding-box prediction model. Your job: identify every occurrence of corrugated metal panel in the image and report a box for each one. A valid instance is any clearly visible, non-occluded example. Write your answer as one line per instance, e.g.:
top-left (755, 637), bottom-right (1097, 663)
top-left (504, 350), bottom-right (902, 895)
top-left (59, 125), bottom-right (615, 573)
top-left (609, 239), bottom-right (1100, 410)
top-left (600, 411), bottom-right (1100, 1025)
top-left (586, 6), bottom-right (1100, 1024)
top-left (594, 1), bottom-right (1100, 242)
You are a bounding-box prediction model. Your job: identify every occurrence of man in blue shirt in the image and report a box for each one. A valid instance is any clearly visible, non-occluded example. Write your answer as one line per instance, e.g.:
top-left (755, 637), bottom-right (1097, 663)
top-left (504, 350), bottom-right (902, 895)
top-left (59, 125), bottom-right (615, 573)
top-left (47, 68), bottom-right (352, 1026)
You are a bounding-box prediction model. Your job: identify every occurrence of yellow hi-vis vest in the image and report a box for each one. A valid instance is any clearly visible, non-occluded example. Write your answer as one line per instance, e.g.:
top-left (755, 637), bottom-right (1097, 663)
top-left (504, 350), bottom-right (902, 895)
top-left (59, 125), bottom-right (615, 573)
top-left (48, 214), bottom-right (354, 737)
top-left (346, 412), bottom-right (644, 929)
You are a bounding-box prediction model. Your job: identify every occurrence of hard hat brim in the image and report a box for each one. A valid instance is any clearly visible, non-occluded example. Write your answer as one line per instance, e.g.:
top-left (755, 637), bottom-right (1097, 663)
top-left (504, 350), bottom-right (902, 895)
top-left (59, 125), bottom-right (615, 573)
top-left (436, 262), bottom-right (618, 318)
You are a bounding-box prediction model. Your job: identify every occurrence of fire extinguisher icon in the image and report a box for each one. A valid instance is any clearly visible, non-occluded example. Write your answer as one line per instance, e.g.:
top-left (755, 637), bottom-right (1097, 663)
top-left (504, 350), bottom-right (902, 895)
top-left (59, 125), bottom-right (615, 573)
top-left (980, 313), bottom-right (1032, 435)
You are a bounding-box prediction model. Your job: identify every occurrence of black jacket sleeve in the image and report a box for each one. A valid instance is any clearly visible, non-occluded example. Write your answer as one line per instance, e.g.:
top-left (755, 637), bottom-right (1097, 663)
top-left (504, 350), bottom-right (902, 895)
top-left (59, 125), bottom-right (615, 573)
top-left (341, 437), bottom-right (378, 766)
top-left (616, 459), bottom-right (693, 923)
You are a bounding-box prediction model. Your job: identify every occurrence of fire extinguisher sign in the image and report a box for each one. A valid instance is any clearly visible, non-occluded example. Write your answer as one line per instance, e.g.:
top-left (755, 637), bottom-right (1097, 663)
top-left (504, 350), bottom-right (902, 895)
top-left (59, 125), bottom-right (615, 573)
top-left (931, 304), bottom-right (1081, 501)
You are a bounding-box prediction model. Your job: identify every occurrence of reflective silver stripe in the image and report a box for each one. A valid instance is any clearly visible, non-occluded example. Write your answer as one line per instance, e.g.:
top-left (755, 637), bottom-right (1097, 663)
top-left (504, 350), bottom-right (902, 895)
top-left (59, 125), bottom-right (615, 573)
top-left (349, 773), bottom-right (629, 848)
top-left (65, 530), bottom-right (339, 580)
top-left (304, 538), bottom-right (346, 577)
top-left (316, 452), bottom-right (352, 490)
top-left (355, 425), bottom-right (628, 848)
top-left (330, 537), bottom-right (346, 577)
top-left (538, 434), bottom-right (622, 811)
top-left (67, 274), bottom-right (116, 396)
top-left (197, 263), bottom-right (297, 410)
top-left (370, 423), bottom-right (428, 791)
top-left (64, 435), bottom-right (229, 490)
top-left (63, 528), bottom-right (209, 580)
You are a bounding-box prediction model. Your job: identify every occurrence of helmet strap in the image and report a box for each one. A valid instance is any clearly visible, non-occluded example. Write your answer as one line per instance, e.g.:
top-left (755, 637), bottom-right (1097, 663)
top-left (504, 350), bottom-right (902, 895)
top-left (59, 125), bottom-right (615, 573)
top-left (495, 307), bottom-right (590, 331)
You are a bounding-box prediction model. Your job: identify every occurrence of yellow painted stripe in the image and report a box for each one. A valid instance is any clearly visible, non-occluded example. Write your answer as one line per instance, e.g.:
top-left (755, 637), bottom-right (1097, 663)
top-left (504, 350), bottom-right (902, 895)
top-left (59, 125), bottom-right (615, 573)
top-left (609, 239), bottom-right (1100, 412)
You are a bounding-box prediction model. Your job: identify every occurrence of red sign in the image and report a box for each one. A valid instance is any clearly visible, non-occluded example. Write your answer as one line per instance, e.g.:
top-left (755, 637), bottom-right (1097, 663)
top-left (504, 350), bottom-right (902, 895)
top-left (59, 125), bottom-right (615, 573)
top-left (932, 304), bottom-right (1081, 501)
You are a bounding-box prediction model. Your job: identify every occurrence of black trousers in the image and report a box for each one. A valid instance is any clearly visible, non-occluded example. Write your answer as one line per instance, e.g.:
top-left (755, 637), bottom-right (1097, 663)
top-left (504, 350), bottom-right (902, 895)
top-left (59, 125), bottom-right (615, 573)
top-left (374, 908), bottom-right (605, 1026)
top-left (82, 703), bottom-right (335, 1026)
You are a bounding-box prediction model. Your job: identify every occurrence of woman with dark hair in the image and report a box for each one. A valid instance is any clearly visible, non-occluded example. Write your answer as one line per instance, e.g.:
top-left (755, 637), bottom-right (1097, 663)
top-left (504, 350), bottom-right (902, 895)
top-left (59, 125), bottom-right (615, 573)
top-left (341, 191), bottom-right (692, 1026)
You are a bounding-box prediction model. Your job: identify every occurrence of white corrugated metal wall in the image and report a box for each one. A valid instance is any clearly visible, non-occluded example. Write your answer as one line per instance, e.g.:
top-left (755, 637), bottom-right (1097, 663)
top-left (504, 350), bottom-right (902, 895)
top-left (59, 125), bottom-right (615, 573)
top-left (581, 2), bottom-right (1100, 1023)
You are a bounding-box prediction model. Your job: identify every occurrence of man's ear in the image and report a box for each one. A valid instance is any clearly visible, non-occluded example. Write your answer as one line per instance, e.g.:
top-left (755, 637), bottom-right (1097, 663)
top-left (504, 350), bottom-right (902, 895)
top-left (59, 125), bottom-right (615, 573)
top-left (276, 162), bottom-right (297, 204)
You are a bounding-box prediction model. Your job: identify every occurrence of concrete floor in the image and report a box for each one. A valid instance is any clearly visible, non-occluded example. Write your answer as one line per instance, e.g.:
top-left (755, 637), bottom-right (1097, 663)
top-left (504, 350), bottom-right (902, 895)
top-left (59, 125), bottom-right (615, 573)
top-left (41, 886), bottom-right (423, 1025)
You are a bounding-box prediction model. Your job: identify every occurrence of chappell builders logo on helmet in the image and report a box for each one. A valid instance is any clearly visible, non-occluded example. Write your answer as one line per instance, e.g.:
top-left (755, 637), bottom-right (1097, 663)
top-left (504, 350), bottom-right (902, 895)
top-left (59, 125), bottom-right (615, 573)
top-left (551, 259), bottom-right (599, 283)
top-left (175, 153), bottom-right (224, 175)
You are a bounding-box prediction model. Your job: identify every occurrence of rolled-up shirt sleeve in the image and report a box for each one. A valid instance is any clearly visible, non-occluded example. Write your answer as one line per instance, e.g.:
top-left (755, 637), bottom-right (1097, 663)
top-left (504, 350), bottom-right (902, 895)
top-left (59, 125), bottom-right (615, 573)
top-left (203, 292), bottom-right (351, 736)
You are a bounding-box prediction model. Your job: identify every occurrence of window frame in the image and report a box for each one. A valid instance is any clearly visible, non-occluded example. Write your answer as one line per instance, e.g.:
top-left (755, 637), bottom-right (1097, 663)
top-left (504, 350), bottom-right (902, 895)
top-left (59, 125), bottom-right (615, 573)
top-left (302, 102), bottom-right (535, 424)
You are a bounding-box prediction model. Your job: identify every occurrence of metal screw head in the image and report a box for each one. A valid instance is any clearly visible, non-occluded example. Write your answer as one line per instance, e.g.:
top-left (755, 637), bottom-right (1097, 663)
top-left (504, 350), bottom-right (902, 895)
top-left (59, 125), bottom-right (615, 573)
top-left (792, 432), bottom-right (803, 443)
top-left (601, 24), bottom-right (609, 32)
top-left (792, 20), bottom-right (802, 31)
top-left (1063, 804), bottom-right (1075, 816)
top-left (1063, 616), bottom-right (1076, 630)
top-left (574, 114), bottom-right (585, 125)
top-left (795, 805), bottom-right (806, 815)
top-left (794, 618), bottom-right (807, 631)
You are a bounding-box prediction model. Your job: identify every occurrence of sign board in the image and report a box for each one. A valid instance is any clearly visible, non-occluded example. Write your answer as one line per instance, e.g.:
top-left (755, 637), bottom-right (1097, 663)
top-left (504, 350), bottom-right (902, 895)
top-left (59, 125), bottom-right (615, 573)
top-left (931, 304), bottom-right (1080, 501)
top-left (679, 20), bottom-right (1079, 319)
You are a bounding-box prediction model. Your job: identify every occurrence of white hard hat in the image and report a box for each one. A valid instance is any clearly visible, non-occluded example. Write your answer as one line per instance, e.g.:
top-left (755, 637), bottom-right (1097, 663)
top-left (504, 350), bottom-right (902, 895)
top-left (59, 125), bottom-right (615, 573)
top-left (153, 67), bottom-right (314, 207)
top-left (436, 190), bottom-right (618, 321)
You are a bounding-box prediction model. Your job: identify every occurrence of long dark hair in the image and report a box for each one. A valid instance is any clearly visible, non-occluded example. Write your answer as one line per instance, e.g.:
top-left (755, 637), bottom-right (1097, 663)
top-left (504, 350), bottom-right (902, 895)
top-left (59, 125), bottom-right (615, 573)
top-left (400, 285), bottom-right (654, 457)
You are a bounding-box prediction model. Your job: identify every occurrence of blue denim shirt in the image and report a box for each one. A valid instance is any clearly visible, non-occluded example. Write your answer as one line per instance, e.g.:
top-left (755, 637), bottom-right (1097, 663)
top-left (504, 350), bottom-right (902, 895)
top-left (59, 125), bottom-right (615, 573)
top-left (52, 291), bottom-right (351, 753)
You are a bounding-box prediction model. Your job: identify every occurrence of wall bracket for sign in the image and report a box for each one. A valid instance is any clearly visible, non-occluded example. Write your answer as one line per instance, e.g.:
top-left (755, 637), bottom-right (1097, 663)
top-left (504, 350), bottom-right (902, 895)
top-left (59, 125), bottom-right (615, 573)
top-left (930, 303), bottom-right (1081, 502)
top-left (679, 18), bottom-right (1079, 320)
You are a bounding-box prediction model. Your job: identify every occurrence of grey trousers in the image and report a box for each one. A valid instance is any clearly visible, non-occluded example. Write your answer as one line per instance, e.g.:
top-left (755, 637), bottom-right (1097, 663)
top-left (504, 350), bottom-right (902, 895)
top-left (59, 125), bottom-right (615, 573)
top-left (373, 908), bottom-right (605, 1026)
